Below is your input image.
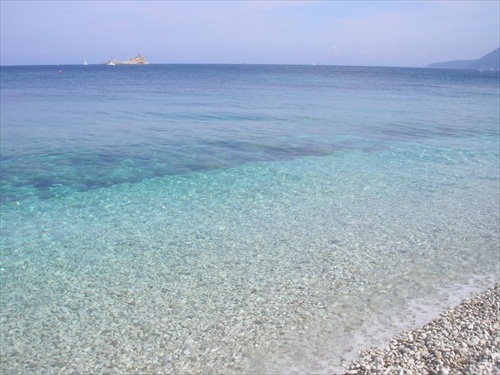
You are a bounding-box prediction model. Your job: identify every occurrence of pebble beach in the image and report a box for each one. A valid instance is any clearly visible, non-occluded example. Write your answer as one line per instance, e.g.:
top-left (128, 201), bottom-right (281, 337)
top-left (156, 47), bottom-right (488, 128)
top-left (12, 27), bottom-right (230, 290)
top-left (1, 65), bottom-right (498, 375)
top-left (345, 283), bottom-right (500, 375)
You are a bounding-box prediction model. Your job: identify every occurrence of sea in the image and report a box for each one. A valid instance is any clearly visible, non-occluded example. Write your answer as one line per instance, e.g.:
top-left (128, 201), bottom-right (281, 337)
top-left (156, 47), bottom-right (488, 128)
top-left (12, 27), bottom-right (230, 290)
top-left (1, 64), bottom-right (499, 374)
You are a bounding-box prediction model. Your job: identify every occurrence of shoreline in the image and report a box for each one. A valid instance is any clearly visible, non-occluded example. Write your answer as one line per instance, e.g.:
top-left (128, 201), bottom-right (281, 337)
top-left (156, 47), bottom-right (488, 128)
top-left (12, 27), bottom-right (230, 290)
top-left (344, 283), bottom-right (500, 374)
top-left (240, 274), bottom-right (499, 374)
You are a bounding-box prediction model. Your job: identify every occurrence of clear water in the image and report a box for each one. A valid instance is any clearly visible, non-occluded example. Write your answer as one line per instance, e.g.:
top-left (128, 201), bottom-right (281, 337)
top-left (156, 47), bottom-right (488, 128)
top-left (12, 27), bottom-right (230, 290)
top-left (1, 64), bottom-right (499, 373)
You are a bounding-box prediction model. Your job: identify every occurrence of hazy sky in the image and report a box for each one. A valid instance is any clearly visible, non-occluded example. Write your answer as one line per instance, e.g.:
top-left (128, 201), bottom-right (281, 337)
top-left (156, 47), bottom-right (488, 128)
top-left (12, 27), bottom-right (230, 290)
top-left (1, 0), bottom-right (499, 67)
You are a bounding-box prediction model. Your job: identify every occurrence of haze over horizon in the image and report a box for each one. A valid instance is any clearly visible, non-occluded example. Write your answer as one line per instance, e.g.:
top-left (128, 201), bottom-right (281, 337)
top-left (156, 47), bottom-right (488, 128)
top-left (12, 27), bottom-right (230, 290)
top-left (1, 0), bottom-right (499, 67)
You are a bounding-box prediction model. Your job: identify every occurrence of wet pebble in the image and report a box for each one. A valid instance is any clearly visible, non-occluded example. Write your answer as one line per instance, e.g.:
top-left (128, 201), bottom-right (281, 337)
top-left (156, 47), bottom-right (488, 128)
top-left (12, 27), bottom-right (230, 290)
top-left (344, 284), bottom-right (500, 375)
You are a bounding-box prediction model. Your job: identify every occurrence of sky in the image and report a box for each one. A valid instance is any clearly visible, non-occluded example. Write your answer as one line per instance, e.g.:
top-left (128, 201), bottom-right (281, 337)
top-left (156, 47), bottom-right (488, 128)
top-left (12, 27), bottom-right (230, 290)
top-left (1, 0), bottom-right (499, 67)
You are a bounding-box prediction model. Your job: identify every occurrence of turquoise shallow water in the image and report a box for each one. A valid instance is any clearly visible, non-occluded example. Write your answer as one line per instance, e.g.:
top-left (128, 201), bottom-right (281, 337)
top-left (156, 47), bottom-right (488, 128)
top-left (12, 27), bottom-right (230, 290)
top-left (0, 64), bottom-right (499, 373)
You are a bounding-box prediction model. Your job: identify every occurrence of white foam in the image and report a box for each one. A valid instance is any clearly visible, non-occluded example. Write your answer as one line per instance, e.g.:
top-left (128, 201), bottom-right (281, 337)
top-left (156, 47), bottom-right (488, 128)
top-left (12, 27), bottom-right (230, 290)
top-left (242, 274), bottom-right (499, 374)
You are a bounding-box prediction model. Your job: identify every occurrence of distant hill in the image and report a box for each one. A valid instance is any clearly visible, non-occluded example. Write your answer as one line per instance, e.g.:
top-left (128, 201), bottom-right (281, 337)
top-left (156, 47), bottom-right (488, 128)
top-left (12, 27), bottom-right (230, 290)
top-left (426, 48), bottom-right (499, 71)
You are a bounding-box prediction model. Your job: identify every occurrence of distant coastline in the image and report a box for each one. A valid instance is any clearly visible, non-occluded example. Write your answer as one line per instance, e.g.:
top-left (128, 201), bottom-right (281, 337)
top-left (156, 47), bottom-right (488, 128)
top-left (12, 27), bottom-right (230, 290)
top-left (426, 47), bottom-right (499, 71)
top-left (104, 53), bottom-right (148, 65)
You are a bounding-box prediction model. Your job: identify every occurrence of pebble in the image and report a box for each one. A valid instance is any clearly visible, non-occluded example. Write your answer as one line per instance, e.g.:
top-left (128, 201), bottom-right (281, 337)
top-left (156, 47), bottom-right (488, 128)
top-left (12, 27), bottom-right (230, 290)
top-left (344, 283), bottom-right (500, 375)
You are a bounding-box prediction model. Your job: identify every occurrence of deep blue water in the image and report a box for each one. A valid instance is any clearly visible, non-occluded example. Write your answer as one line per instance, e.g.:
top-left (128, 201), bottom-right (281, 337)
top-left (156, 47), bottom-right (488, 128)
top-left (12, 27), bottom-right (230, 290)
top-left (0, 64), bottom-right (499, 373)
top-left (2, 64), bottom-right (498, 202)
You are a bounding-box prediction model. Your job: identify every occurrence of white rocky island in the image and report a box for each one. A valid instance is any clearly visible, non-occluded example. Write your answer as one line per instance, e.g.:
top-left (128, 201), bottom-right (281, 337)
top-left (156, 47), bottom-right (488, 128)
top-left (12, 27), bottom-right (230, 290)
top-left (104, 54), bottom-right (149, 65)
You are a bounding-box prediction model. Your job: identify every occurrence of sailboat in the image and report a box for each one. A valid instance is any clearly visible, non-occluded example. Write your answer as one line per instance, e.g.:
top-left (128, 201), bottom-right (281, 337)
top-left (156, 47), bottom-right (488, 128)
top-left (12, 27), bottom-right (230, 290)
top-left (83, 59), bottom-right (88, 66)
